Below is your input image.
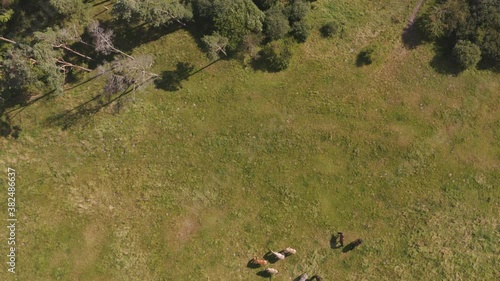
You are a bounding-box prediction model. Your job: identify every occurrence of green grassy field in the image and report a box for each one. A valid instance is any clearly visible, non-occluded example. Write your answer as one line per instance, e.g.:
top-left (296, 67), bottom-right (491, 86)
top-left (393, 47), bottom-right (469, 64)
top-left (1, 0), bottom-right (499, 280)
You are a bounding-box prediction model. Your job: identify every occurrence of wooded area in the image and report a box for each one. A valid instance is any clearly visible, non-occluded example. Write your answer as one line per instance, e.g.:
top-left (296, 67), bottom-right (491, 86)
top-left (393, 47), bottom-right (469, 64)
top-left (0, 0), bottom-right (498, 134)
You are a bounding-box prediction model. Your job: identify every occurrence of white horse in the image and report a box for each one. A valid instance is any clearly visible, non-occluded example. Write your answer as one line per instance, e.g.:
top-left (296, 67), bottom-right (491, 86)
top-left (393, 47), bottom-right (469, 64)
top-left (265, 268), bottom-right (279, 275)
top-left (297, 273), bottom-right (308, 281)
top-left (281, 247), bottom-right (297, 255)
top-left (270, 250), bottom-right (285, 260)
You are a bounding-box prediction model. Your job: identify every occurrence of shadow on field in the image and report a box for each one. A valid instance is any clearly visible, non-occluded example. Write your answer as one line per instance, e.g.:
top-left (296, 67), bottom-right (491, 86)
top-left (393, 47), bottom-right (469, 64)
top-left (246, 259), bottom-right (260, 269)
top-left (45, 87), bottom-right (133, 130)
top-left (426, 37), bottom-right (461, 75)
top-left (263, 251), bottom-right (280, 264)
top-left (154, 62), bottom-right (195, 91)
top-left (0, 89), bottom-right (57, 138)
top-left (154, 60), bottom-right (219, 91)
top-left (330, 234), bottom-right (340, 249)
top-left (342, 240), bottom-right (362, 253)
top-left (402, 20), bottom-right (424, 49)
top-left (256, 270), bottom-right (273, 278)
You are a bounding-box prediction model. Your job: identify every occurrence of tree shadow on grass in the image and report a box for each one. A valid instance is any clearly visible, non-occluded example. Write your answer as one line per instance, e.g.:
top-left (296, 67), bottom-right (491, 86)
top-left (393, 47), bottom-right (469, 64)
top-left (0, 89), bottom-right (56, 138)
top-left (45, 86), bottom-right (134, 130)
top-left (402, 21), bottom-right (425, 50)
top-left (154, 62), bottom-right (195, 91)
top-left (155, 60), bottom-right (219, 91)
top-left (355, 49), bottom-right (374, 67)
top-left (427, 37), bottom-right (462, 75)
top-left (330, 234), bottom-right (340, 249)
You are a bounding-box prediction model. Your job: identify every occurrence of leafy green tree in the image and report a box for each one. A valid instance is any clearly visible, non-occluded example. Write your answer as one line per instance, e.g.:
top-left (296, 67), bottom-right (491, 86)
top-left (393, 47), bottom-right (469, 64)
top-left (49, 0), bottom-right (86, 17)
top-left (288, 0), bottom-right (310, 23)
top-left (31, 42), bottom-right (66, 94)
top-left (418, 0), bottom-right (499, 68)
top-left (264, 5), bottom-right (290, 40)
top-left (202, 32), bottom-right (229, 60)
top-left (0, 8), bottom-right (14, 24)
top-left (291, 20), bottom-right (309, 42)
top-left (88, 21), bottom-right (134, 59)
top-left (113, 0), bottom-right (193, 26)
top-left (34, 27), bottom-right (92, 60)
top-left (453, 40), bottom-right (481, 69)
top-left (419, 0), bottom-right (470, 39)
top-left (259, 39), bottom-right (294, 71)
top-left (1, 47), bottom-right (40, 94)
top-left (471, 0), bottom-right (500, 64)
top-left (211, 0), bottom-right (264, 50)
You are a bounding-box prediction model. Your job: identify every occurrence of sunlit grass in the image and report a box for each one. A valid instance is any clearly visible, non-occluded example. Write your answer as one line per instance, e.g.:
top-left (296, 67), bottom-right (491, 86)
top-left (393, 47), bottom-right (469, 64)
top-left (0, 0), bottom-right (498, 280)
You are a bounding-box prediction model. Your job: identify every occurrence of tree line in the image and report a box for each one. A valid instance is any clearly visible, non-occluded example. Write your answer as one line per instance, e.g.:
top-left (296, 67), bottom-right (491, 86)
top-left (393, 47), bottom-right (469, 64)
top-left (418, 0), bottom-right (499, 70)
top-left (0, 0), bottom-right (316, 105)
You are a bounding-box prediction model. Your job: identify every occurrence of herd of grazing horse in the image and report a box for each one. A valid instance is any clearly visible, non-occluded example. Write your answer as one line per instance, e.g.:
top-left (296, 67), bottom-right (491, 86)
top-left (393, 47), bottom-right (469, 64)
top-left (249, 247), bottom-right (323, 280)
top-left (248, 236), bottom-right (363, 279)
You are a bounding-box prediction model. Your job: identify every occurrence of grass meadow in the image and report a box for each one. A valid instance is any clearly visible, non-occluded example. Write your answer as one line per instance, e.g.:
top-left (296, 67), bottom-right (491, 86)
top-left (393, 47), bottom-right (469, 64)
top-left (1, 0), bottom-right (498, 280)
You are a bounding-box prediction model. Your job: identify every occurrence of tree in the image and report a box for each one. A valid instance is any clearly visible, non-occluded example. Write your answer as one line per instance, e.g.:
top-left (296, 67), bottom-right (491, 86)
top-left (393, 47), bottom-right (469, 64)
top-left (202, 32), bottom-right (228, 60)
top-left (453, 40), bottom-right (481, 69)
top-left (211, 0), bottom-right (265, 50)
top-left (87, 21), bottom-right (134, 59)
top-left (112, 0), bottom-right (193, 26)
top-left (49, 0), bottom-right (86, 17)
top-left (288, 0), bottom-right (310, 23)
top-left (1, 47), bottom-right (40, 95)
top-left (34, 27), bottom-right (92, 60)
top-left (418, 0), bottom-right (499, 69)
top-left (471, 0), bottom-right (500, 64)
top-left (1, 37), bottom-right (89, 95)
top-left (264, 4), bottom-right (290, 40)
top-left (291, 21), bottom-right (309, 42)
top-left (259, 39), bottom-right (294, 71)
top-left (419, 0), bottom-right (470, 39)
top-left (240, 33), bottom-right (263, 58)
top-left (31, 42), bottom-right (66, 94)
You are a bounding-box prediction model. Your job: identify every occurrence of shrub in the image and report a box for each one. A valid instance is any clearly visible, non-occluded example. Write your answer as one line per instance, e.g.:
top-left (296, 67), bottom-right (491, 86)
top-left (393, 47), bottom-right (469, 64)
top-left (260, 40), bottom-right (294, 71)
top-left (291, 21), bottom-right (310, 43)
top-left (320, 21), bottom-right (339, 38)
top-left (453, 40), bottom-right (481, 69)
top-left (288, 0), bottom-right (310, 23)
top-left (264, 5), bottom-right (290, 40)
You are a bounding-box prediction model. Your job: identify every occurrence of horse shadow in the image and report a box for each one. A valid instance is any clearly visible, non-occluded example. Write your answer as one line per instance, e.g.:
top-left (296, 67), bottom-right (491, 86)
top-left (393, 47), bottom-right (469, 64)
top-left (342, 241), bottom-right (359, 253)
top-left (256, 270), bottom-right (273, 278)
top-left (263, 251), bottom-right (280, 264)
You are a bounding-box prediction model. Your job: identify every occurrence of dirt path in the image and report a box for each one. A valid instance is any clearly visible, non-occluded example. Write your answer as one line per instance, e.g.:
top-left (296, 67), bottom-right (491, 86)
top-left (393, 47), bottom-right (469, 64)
top-left (408, 0), bottom-right (425, 24)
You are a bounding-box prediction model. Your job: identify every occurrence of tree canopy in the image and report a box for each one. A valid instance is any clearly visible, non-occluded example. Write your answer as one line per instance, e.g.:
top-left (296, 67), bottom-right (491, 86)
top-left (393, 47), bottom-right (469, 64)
top-left (419, 0), bottom-right (500, 68)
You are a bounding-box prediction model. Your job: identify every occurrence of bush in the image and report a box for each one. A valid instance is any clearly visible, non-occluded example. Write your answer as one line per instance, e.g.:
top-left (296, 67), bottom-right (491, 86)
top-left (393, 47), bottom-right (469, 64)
top-left (288, 0), bottom-right (310, 23)
top-left (453, 40), bottom-right (481, 69)
top-left (259, 40), bottom-right (294, 71)
top-left (291, 21), bottom-right (310, 43)
top-left (264, 5), bottom-right (290, 40)
top-left (320, 22), bottom-right (339, 38)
